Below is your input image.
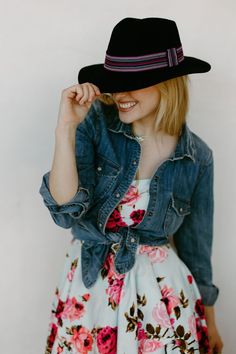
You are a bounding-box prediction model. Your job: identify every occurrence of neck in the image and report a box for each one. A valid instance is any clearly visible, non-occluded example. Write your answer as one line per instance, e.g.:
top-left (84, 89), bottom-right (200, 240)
top-left (132, 123), bottom-right (165, 141)
top-left (131, 112), bottom-right (163, 138)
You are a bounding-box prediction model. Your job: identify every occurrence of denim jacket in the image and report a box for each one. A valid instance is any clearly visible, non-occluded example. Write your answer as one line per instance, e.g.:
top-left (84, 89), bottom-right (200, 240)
top-left (39, 99), bottom-right (219, 306)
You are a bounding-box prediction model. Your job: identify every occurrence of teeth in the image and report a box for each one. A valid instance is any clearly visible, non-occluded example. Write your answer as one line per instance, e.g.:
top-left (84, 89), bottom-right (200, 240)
top-left (119, 102), bottom-right (137, 109)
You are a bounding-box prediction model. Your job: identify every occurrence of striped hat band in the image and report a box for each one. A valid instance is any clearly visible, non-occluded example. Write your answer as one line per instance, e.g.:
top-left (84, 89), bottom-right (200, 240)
top-left (104, 45), bottom-right (184, 72)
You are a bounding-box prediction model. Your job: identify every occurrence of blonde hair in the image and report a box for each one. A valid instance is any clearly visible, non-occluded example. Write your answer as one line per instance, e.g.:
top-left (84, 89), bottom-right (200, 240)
top-left (98, 75), bottom-right (190, 137)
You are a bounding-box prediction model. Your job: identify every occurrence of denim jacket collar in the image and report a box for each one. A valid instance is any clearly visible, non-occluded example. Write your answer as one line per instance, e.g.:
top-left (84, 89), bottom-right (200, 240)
top-left (106, 106), bottom-right (196, 163)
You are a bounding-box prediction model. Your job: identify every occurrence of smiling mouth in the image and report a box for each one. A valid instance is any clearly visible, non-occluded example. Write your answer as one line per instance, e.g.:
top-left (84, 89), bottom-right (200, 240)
top-left (118, 101), bottom-right (138, 111)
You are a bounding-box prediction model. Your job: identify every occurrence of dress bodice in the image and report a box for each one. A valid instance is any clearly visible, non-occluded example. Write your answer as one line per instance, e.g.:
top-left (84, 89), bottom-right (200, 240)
top-left (105, 179), bottom-right (151, 233)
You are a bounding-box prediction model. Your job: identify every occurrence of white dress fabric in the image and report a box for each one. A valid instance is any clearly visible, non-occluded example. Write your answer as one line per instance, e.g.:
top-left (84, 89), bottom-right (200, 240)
top-left (44, 178), bottom-right (211, 354)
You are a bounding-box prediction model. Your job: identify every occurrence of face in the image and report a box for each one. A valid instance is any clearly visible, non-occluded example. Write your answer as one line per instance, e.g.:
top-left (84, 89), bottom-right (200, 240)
top-left (111, 84), bottom-right (161, 125)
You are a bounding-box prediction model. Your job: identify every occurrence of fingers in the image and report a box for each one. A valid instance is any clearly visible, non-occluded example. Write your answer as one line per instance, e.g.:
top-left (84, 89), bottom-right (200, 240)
top-left (61, 83), bottom-right (101, 105)
top-left (90, 83), bottom-right (101, 96)
top-left (76, 83), bottom-right (101, 105)
top-left (78, 83), bottom-right (93, 104)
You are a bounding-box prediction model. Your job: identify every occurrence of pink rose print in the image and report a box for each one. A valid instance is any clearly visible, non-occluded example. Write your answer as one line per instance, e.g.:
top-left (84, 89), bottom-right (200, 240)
top-left (187, 275), bottom-right (193, 284)
top-left (103, 252), bottom-right (125, 280)
top-left (55, 299), bottom-right (65, 321)
top-left (67, 268), bottom-right (75, 282)
top-left (137, 321), bottom-right (148, 341)
top-left (67, 258), bottom-right (78, 281)
top-left (61, 296), bottom-right (85, 322)
top-left (57, 345), bottom-right (63, 354)
top-left (195, 298), bottom-right (206, 319)
top-left (105, 209), bottom-right (128, 232)
top-left (102, 251), bottom-right (126, 308)
top-left (188, 314), bottom-right (197, 340)
top-left (70, 326), bottom-right (93, 354)
top-left (195, 318), bottom-right (211, 353)
top-left (103, 252), bottom-right (116, 278)
top-left (138, 338), bottom-right (164, 353)
top-left (96, 326), bottom-right (117, 354)
top-left (130, 209), bottom-right (145, 225)
top-left (174, 339), bottom-right (182, 347)
top-left (161, 285), bottom-right (180, 315)
top-left (82, 293), bottom-right (91, 302)
top-left (106, 276), bottom-right (125, 307)
top-left (138, 328), bottom-right (147, 341)
top-left (46, 323), bottom-right (58, 352)
top-left (67, 271), bottom-right (73, 282)
top-left (152, 302), bottom-right (172, 328)
top-left (139, 245), bottom-right (168, 263)
top-left (119, 185), bottom-right (141, 205)
top-left (194, 299), bottom-right (211, 353)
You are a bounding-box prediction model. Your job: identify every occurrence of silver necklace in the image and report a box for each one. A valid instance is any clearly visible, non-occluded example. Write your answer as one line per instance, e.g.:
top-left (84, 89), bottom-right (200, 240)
top-left (134, 135), bottom-right (149, 142)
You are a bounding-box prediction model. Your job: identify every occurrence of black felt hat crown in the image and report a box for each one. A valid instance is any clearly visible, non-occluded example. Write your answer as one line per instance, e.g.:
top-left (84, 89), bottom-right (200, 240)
top-left (78, 17), bottom-right (211, 93)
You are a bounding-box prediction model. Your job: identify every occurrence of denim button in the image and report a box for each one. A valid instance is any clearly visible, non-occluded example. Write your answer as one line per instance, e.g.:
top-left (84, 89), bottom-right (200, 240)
top-left (133, 160), bottom-right (137, 165)
top-left (116, 193), bottom-right (120, 198)
top-left (131, 237), bottom-right (135, 242)
top-left (179, 207), bottom-right (183, 212)
top-left (97, 166), bottom-right (102, 171)
top-left (99, 222), bottom-right (102, 227)
top-left (148, 211), bottom-right (153, 216)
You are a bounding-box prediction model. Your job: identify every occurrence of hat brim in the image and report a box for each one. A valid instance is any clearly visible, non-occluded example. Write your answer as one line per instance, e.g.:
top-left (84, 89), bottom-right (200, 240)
top-left (78, 56), bottom-right (211, 93)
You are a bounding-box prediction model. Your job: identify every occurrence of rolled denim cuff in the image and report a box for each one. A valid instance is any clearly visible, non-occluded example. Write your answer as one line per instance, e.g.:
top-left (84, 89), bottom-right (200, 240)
top-left (39, 171), bottom-right (90, 219)
top-left (197, 283), bottom-right (220, 306)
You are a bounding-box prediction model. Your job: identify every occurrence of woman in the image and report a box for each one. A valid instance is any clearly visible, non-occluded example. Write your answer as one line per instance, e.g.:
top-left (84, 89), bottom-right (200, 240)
top-left (39, 17), bottom-right (223, 353)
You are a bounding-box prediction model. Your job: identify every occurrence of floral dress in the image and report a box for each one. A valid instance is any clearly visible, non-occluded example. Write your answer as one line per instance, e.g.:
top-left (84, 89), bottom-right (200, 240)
top-left (44, 178), bottom-right (211, 354)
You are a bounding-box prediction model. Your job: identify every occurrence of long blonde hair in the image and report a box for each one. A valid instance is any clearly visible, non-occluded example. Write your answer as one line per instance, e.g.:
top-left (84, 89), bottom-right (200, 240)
top-left (98, 75), bottom-right (190, 137)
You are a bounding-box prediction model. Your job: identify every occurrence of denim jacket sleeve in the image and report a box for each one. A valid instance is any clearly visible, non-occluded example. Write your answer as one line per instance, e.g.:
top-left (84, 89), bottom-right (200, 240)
top-left (173, 150), bottom-right (219, 306)
top-left (38, 103), bottom-right (97, 229)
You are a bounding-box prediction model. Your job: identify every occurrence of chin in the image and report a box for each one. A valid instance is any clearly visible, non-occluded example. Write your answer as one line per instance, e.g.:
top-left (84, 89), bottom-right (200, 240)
top-left (118, 115), bottom-right (138, 124)
top-left (118, 110), bottom-right (139, 119)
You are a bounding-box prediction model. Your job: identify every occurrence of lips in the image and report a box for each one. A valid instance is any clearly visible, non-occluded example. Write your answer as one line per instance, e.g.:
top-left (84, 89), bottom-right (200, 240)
top-left (118, 101), bottom-right (138, 111)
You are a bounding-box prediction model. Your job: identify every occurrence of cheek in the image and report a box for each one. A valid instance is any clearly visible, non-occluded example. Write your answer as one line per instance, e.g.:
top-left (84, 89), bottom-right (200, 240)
top-left (151, 93), bottom-right (161, 112)
top-left (140, 98), bottom-right (160, 113)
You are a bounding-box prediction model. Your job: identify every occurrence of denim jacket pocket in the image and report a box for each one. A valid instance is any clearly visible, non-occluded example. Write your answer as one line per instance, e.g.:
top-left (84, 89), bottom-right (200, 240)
top-left (94, 153), bottom-right (120, 200)
top-left (164, 194), bottom-right (191, 234)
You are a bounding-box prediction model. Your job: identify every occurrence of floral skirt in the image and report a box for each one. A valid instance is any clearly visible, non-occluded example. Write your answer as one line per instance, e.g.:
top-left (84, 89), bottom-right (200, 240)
top-left (44, 239), bottom-right (210, 354)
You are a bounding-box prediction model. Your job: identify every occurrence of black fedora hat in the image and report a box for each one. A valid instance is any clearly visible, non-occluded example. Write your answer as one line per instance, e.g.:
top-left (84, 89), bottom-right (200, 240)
top-left (78, 17), bottom-right (211, 93)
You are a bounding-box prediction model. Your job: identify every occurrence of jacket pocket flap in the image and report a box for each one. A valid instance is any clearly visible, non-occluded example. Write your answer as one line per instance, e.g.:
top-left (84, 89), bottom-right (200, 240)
top-left (171, 195), bottom-right (191, 216)
top-left (95, 154), bottom-right (120, 177)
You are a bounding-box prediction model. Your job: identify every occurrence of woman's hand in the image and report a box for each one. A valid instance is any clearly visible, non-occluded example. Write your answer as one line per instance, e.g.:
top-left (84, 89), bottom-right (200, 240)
top-left (204, 306), bottom-right (224, 353)
top-left (207, 323), bottom-right (224, 353)
top-left (56, 82), bottom-right (101, 129)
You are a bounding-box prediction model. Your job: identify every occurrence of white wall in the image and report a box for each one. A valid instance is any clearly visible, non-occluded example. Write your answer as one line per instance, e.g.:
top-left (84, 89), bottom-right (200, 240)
top-left (0, 0), bottom-right (235, 352)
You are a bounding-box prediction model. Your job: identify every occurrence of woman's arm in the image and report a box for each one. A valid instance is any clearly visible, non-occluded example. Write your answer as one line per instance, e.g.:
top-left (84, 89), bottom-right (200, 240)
top-left (204, 305), bottom-right (215, 325)
top-left (204, 305), bottom-right (224, 353)
top-left (173, 150), bottom-right (219, 306)
top-left (173, 149), bottom-right (223, 352)
top-left (39, 83), bottom-right (101, 228)
top-left (39, 112), bottom-right (96, 228)
top-left (48, 83), bottom-right (100, 204)
top-left (49, 123), bottom-right (80, 206)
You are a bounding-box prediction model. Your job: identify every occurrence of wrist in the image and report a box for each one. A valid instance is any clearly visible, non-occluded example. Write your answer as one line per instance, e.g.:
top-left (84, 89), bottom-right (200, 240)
top-left (56, 121), bottom-right (78, 134)
top-left (204, 305), bottom-right (216, 326)
top-left (55, 124), bottom-right (78, 150)
top-left (55, 122), bottom-right (77, 139)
